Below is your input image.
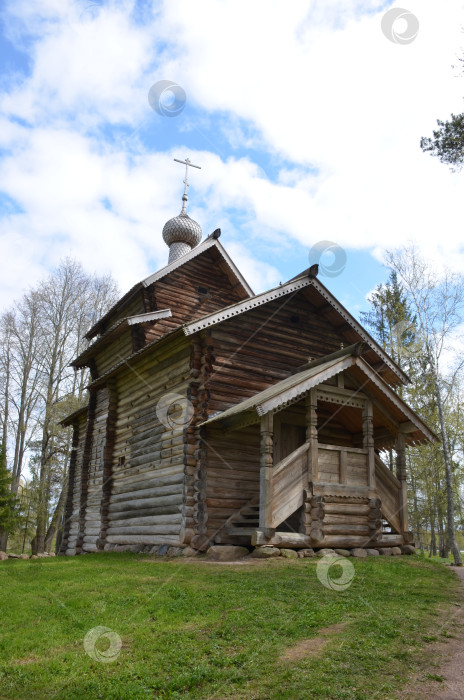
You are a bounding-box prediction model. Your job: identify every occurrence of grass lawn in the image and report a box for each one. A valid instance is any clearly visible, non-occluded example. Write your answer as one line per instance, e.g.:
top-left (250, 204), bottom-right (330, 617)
top-left (0, 552), bottom-right (462, 699)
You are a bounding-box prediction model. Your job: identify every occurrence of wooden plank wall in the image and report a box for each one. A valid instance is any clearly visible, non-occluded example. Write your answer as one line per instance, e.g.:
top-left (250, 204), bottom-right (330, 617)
top-left (202, 425), bottom-right (260, 544)
top-left (317, 446), bottom-right (368, 486)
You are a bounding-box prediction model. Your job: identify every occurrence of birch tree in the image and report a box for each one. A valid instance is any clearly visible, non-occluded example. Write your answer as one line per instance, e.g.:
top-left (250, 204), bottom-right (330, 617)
top-left (386, 244), bottom-right (464, 565)
top-left (0, 259), bottom-right (119, 553)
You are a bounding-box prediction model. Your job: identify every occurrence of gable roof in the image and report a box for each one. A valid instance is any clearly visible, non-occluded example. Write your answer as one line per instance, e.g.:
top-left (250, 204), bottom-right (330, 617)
top-left (85, 236), bottom-right (253, 340)
top-left (183, 273), bottom-right (409, 386)
top-left (73, 309), bottom-right (172, 369)
top-left (202, 345), bottom-right (436, 445)
top-left (142, 236), bottom-right (253, 295)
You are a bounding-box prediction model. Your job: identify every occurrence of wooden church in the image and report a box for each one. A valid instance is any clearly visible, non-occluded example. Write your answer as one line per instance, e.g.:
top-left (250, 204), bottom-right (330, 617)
top-left (60, 160), bottom-right (435, 556)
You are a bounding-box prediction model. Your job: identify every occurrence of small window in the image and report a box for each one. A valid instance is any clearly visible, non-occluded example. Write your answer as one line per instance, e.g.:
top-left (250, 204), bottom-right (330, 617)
top-left (118, 456), bottom-right (125, 466)
top-left (198, 285), bottom-right (209, 296)
top-left (290, 315), bottom-right (300, 324)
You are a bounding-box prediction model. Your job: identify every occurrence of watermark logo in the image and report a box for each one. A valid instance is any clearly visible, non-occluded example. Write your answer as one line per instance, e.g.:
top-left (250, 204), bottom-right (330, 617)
top-left (381, 8), bottom-right (419, 45)
top-left (390, 319), bottom-right (425, 358)
top-left (316, 554), bottom-right (355, 591)
top-left (76, 0), bottom-right (102, 20)
top-left (83, 626), bottom-right (122, 663)
top-left (148, 81), bottom-right (186, 117)
top-left (156, 393), bottom-right (194, 430)
top-left (309, 241), bottom-right (347, 278)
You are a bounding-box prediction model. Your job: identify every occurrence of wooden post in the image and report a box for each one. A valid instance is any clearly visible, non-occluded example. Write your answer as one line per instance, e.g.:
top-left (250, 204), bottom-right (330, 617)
top-left (363, 399), bottom-right (375, 492)
top-left (339, 448), bottom-right (347, 485)
top-left (259, 412), bottom-right (274, 535)
top-left (306, 388), bottom-right (318, 483)
top-left (396, 432), bottom-right (408, 533)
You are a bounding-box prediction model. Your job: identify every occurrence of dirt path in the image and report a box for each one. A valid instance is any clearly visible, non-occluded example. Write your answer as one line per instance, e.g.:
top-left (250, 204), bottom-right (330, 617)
top-left (399, 566), bottom-right (464, 700)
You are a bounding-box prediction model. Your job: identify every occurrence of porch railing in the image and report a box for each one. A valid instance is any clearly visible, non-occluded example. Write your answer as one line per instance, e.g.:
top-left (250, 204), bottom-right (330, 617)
top-left (269, 441), bottom-right (310, 529)
top-left (374, 454), bottom-right (402, 533)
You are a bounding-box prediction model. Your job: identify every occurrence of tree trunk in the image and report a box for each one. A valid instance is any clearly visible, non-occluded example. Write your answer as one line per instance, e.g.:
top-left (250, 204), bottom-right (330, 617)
top-left (44, 483), bottom-right (67, 553)
top-left (431, 361), bottom-right (462, 565)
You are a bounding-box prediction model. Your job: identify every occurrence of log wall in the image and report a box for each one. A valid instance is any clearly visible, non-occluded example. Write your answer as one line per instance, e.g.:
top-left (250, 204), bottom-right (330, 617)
top-left (98, 293), bottom-right (146, 337)
top-left (61, 411), bottom-right (87, 555)
top-left (207, 290), bottom-right (343, 414)
top-left (95, 329), bottom-right (134, 377)
top-left (145, 249), bottom-right (248, 342)
top-left (82, 387), bottom-right (109, 552)
top-left (103, 338), bottom-right (192, 547)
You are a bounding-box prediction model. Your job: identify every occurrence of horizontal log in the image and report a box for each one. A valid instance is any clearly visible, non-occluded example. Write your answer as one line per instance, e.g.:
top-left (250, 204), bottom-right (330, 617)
top-left (108, 505), bottom-right (182, 520)
top-left (109, 493), bottom-right (182, 512)
top-left (112, 469), bottom-right (184, 490)
top-left (322, 514), bottom-right (369, 526)
top-left (110, 488), bottom-right (183, 504)
top-left (206, 467), bottom-right (259, 483)
top-left (313, 535), bottom-right (377, 548)
top-left (105, 535), bottom-right (179, 544)
top-left (322, 524), bottom-right (371, 536)
top-left (251, 531), bottom-right (311, 548)
top-left (205, 497), bottom-right (254, 509)
top-left (109, 514), bottom-right (182, 528)
top-left (323, 503), bottom-right (371, 516)
top-left (83, 528), bottom-right (100, 536)
top-left (106, 524), bottom-right (181, 535)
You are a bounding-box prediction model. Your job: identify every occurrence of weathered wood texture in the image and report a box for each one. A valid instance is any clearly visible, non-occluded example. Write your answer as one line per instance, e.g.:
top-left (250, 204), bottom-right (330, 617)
top-left (201, 425), bottom-right (260, 546)
top-left (105, 340), bottom-right (192, 546)
top-left (82, 387), bottom-right (109, 552)
top-left (317, 444), bottom-right (368, 486)
top-left (375, 453), bottom-right (402, 533)
top-left (95, 329), bottom-right (134, 377)
top-left (75, 391), bottom-right (97, 554)
top-left (62, 251), bottom-right (419, 553)
top-left (67, 334), bottom-right (193, 550)
top-left (304, 494), bottom-right (383, 546)
top-left (206, 290), bottom-right (344, 414)
top-left (61, 411), bottom-right (87, 555)
top-left (97, 293), bottom-right (146, 339)
top-left (145, 249), bottom-right (248, 342)
top-left (270, 442), bottom-right (309, 528)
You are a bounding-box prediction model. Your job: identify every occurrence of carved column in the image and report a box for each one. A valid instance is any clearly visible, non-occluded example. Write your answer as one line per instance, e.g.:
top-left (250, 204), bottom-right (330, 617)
top-left (259, 412), bottom-right (274, 536)
top-left (396, 432), bottom-right (408, 533)
top-left (363, 399), bottom-right (375, 492)
top-left (306, 388), bottom-right (318, 483)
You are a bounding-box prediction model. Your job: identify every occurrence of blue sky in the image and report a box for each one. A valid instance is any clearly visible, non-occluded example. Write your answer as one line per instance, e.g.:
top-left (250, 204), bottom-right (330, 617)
top-left (1, 0), bottom-right (464, 319)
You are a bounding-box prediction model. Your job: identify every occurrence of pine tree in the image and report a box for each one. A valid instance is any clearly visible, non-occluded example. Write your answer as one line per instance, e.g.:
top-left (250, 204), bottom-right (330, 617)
top-left (361, 270), bottom-right (418, 378)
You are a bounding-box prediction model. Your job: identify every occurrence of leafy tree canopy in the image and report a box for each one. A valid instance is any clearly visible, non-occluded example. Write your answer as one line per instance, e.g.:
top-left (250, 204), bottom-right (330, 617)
top-left (0, 443), bottom-right (20, 534)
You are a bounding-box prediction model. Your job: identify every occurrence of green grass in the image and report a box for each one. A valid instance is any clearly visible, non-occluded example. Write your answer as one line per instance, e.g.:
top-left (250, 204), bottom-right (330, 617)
top-left (0, 553), bottom-right (461, 699)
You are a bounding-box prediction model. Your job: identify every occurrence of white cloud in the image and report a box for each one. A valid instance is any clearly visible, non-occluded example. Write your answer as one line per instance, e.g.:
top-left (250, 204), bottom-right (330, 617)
top-left (1, 0), bottom-right (464, 312)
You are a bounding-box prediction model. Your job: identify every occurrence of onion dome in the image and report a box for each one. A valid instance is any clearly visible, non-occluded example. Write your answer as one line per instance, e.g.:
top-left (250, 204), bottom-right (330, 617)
top-left (163, 157), bottom-right (202, 264)
top-left (162, 211), bottom-right (202, 264)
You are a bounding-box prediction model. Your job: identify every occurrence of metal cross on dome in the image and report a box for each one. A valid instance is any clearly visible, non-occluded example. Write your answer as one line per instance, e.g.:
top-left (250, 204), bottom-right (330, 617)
top-left (174, 157), bottom-right (201, 214)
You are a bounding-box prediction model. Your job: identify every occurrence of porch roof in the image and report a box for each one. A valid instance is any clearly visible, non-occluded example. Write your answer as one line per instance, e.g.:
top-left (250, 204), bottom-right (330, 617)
top-left (202, 345), bottom-right (437, 445)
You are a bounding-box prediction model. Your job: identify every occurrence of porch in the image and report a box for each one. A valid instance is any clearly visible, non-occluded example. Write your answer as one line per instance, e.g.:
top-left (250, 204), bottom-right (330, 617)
top-left (201, 344), bottom-right (436, 549)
